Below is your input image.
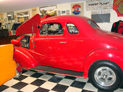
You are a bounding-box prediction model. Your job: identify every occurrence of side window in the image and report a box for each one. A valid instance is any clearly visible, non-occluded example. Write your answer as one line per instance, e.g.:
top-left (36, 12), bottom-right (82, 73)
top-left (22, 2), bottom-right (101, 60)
top-left (40, 24), bottom-right (47, 35)
top-left (67, 23), bottom-right (79, 34)
top-left (47, 23), bottom-right (63, 35)
top-left (88, 20), bottom-right (99, 29)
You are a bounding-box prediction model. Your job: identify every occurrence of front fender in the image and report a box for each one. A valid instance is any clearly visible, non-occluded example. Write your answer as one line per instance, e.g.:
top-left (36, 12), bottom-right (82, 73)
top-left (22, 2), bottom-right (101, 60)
top-left (83, 49), bottom-right (123, 78)
top-left (14, 47), bottom-right (39, 69)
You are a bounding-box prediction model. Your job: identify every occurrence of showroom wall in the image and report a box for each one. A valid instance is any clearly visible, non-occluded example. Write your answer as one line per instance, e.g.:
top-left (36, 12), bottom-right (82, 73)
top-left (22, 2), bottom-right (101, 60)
top-left (57, 1), bottom-right (123, 31)
top-left (2, 0), bottom-right (123, 32)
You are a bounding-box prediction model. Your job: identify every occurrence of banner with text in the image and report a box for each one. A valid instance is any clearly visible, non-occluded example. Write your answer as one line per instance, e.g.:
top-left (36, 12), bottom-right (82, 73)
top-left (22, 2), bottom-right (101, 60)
top-left (86, 0), bottom-right (113, 11)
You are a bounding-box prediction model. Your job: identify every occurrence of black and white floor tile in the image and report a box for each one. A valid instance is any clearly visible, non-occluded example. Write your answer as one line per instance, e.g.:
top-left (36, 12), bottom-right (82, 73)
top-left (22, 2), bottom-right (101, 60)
top-left (1, 69), bottom-right (123, 92)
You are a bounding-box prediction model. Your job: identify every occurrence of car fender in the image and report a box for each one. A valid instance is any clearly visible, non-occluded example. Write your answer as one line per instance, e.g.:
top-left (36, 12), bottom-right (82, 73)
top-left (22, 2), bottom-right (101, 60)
top-left (14, 47), bottom-right (39, 69)
top-left (11, 35), bottom-right (25, 46)
top-left (83, 49), bottom-right (123, 78)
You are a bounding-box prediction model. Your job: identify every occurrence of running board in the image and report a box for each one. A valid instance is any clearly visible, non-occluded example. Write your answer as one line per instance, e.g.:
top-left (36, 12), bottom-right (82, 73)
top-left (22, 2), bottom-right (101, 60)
top-left (31, 65), bottom-right (83, 77)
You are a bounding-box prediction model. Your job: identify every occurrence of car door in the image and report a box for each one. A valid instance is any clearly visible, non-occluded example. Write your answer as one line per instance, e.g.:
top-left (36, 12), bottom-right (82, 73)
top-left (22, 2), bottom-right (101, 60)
top-left (34, 24), bottom-right (49, 65)
top-left (66, 23), bottom-right (84, 71)
top-left (46, 23), bottom-right (67, 68)
top-left (34, 23), bottom-right (67, 68)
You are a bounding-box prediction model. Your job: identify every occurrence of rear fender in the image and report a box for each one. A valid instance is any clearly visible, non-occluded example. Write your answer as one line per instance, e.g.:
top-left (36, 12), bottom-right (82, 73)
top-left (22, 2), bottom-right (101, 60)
top-left (83, 49), bottom-right (123, 78)
top-left (14, 47), bottom-right (39, 69)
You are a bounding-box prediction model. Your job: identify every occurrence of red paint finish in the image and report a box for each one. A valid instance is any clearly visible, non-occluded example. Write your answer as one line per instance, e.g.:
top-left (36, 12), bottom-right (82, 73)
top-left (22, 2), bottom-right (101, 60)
top-left (14, 47), bottom-right (38, 69)
top-left (11, 14), bottom-right (123, 78)
top-left (83, 49), bottom-right (123, 78)
top-left (16, 65), bottom-right (22, 73)
top-left (40, 14), bottom-right (51, 21)
top-left (16, 14), bottom-right (40, 35)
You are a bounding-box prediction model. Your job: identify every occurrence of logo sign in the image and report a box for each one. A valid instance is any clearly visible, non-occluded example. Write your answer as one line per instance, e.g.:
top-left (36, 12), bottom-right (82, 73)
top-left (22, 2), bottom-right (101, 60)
top-left (71, 3), bottom-right (84, 16)
top-left (113, 0), bottom-right (123, 16)
top-left (72, 4), bottom-right (81, 15)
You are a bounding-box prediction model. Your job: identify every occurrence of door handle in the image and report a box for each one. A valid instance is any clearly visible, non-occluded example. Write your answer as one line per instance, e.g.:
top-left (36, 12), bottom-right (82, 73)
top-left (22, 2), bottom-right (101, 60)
top-left (59, 42), bottom-right (66, 43)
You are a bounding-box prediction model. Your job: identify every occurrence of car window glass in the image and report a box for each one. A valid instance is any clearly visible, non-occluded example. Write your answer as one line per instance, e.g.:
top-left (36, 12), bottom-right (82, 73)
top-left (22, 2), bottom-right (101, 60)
top-left (47, 23), bottom-right (63, 35)
top-left (67, 23), bottom-right (79, 34)
top-left (88, 20), bottom-right (99, 29)
top-left (40, 24), bottom-right (47, 35)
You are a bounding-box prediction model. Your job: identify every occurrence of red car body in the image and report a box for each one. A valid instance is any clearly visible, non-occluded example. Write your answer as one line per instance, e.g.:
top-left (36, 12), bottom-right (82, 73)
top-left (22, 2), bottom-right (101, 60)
top-left (11, 14), bottom-right (123, 91)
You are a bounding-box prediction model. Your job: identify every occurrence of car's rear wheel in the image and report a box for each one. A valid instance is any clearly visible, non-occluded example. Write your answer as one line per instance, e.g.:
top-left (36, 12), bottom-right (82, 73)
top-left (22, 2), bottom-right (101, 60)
top-left (89, 60), bottom-right (123, 91)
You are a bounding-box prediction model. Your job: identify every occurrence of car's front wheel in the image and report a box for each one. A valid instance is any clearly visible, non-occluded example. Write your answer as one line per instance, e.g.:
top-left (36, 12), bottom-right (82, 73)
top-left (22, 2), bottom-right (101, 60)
top-left (89, 60), bottom-right (123, 91)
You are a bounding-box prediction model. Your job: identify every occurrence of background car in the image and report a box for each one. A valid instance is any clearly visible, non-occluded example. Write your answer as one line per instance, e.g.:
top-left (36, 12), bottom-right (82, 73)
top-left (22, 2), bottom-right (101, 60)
top-left (0, 44), bottom-right (17, 85)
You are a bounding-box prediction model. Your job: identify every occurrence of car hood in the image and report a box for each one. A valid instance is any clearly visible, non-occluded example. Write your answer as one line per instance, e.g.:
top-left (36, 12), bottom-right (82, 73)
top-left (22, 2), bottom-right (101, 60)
top-left (15, 14), bottom-right (40, 35)
top-left (16, 14), bottom-right (51, 35)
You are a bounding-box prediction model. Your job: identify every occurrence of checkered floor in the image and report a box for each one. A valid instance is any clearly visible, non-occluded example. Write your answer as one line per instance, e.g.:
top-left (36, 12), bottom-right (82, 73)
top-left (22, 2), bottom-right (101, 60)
top-left (1, 69), bottom-right (123, 92)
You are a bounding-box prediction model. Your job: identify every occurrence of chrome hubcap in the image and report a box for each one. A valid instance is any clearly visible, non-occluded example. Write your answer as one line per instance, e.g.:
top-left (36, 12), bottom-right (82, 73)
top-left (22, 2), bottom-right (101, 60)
top-left (94, 67), bottom-right (116, 86)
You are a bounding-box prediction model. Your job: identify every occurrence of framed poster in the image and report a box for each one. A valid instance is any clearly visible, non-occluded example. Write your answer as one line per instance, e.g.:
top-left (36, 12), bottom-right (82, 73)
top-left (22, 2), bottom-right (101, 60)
top-left (66, 10), bottom-right (70, 15)
top-left (7, 12), bottom-right (14, 20)
top-left (61, 10), bottom-right (66, 15)
top-left (113, 0), bottom-right (123, 16)
top-left (39, 5), bottom-right (57, 17)
top-left (17, 11), bottom-right (29, 22)
top-left (32, 8), bottom-right (38, 17)
top-left (57, 11), bottom-right (61, 16)
top-left (57, 10), bottom-right (70, 16)
top-left (0, 13), bottom-right (4, 22)
top-left (71, 3), bottom-right (84, 16)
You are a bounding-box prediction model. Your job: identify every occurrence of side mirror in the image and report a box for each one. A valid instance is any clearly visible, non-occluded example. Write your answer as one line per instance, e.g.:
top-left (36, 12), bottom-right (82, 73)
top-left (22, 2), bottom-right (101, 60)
top-left (11, 39), bottom-right (19, 45)
top-left (37, 25), bottom-right (40, 29)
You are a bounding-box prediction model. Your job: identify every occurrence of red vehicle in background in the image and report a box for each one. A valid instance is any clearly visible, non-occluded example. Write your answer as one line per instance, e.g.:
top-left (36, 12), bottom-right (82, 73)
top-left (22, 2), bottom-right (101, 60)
top-left (11, 14), bottom-right (123, 91)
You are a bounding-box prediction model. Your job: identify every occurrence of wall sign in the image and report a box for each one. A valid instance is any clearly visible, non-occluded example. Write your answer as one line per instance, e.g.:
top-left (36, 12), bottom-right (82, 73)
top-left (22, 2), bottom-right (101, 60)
top-left (32, 8), bottom-right (38, 17)
top-left (92, 11), bottom-right (110, 23)
top-left (86, 0), bottom-right (113, 11)
top-left (113, 0), bottom-right (123, 16)
top-left (71, 3), bottom-right (84, 16)
top-left (7, 12), bottom-right (14, 20)
top-left (39, 6), bottom-right (57, 17)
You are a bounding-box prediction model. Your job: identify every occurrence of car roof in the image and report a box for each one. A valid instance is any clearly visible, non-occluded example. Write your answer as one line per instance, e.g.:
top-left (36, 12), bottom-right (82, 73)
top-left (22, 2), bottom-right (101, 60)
top-left (41, 15), bottom-right (90, 23)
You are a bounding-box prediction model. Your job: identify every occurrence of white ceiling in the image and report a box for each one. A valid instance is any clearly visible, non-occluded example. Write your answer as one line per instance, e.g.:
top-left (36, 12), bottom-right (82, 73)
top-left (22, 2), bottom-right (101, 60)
top-left (0, 0), bottom-right (85, 13)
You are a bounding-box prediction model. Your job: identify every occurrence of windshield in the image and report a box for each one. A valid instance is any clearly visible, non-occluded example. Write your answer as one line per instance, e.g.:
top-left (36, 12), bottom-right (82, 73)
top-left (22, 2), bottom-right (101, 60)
top-left (88, 20), bottom-right (99, 29)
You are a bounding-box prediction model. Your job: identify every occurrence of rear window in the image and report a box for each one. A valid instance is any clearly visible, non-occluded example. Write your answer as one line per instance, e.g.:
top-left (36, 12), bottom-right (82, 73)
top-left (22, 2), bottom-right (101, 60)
top-left (88, 20), bottom-right (99, 29)
top-left (67, 23), bottom-right (79, 34)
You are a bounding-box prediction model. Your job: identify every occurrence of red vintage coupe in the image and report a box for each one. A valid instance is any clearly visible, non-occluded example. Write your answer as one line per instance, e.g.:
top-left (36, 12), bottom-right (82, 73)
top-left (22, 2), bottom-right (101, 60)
top-left (11, 14), bottom-right (123, 91)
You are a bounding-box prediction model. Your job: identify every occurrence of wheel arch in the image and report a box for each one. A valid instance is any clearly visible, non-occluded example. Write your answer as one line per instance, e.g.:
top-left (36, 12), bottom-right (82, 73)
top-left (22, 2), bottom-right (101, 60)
top-left (83, 49), bottom-right (123, 78)
top-left (88, 59), bottom-right (123, 77)
top-left (14, 47), bottom-right (39, 69)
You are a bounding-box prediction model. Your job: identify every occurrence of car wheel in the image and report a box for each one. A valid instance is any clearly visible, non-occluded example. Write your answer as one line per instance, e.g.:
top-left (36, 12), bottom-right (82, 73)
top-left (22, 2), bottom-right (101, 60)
top-left (89, 60), bottom-right (123, 91)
